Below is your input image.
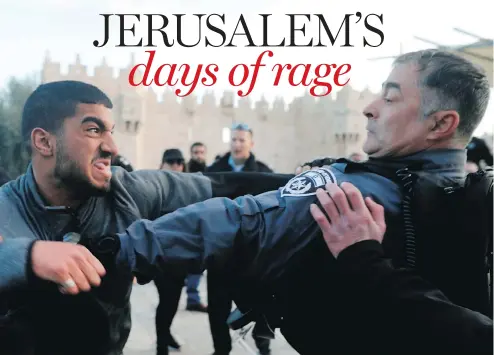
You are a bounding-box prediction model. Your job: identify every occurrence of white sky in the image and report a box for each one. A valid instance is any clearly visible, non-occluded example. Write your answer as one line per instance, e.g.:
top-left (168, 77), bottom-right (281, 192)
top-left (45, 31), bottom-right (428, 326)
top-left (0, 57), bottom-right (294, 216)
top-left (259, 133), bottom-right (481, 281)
top-left (0, 0), bottom-right (492, 135)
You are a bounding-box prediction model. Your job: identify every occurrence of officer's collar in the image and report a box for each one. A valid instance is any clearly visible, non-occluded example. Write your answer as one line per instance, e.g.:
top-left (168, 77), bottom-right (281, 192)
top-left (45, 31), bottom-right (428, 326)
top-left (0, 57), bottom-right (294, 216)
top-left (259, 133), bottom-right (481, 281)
top-left (368, 148), bottom-right (466, 170)
top-left (341, 148), bottom-right (466, 178)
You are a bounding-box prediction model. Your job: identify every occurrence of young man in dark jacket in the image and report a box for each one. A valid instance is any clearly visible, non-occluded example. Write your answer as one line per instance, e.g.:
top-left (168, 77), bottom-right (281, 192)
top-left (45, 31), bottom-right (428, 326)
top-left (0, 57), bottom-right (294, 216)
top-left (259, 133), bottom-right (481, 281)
top-left (0, 81), bottom-right (291, 355)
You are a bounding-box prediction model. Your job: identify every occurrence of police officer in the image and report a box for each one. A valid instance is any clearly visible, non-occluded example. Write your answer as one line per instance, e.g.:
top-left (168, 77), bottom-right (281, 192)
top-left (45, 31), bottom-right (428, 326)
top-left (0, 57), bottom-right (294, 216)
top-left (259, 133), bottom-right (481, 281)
top-left (26, 49), bottom-right (490, 354)
top-left (0, 80), bottom-right (292, 355)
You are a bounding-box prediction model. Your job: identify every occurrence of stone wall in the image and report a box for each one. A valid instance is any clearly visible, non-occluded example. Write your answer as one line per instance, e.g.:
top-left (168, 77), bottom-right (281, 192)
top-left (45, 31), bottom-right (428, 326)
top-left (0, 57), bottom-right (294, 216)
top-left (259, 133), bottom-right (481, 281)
top-left (42, 53), bottom-right (377, 173)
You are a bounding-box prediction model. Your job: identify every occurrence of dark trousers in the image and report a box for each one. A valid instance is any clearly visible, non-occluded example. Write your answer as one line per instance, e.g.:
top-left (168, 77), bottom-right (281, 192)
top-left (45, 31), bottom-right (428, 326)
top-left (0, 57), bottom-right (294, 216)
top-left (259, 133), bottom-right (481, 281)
top-left (154, 272), bottom-right (185, 355)
top-left (207, 271), bottom-right (271, 354)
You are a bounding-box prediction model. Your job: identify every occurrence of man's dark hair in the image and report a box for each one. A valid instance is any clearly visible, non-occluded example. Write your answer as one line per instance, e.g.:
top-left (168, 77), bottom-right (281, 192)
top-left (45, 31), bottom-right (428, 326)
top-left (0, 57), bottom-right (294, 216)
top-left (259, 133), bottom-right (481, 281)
top-left (393, 49), bottom-right (491, 140)
top-left (190, 142), bottom-right (205, 152)
top-left (21, 80), bottom-right (113, 150)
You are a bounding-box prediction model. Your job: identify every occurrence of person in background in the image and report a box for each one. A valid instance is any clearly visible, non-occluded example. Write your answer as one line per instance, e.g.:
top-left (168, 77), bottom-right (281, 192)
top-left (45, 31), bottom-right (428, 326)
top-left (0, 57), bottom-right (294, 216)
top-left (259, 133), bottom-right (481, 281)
top-left (183, 142), bottom-right (209, 312)
top-left (188, 142), bottom-right (207, 173)
top-left (206, 123), bottom-right (272, 173)
top-left (465, 136), bottom-right (493, 172)
top-left (157, 148), bottom-right (207, 353)
top-left (160, 149), bottom-right (186, 172)
top-left (206, 124), bottom-right (273, 355)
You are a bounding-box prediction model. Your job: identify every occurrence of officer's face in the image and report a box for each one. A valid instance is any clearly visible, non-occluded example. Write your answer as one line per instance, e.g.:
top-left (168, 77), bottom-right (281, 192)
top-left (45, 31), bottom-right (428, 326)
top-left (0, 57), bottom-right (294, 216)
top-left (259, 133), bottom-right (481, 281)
top-left (230, 130), bottom-right (253, 161)
top-left (362, 63), bottom-right (433, 158)
top-left (54, 103), bottom-right (118, 196)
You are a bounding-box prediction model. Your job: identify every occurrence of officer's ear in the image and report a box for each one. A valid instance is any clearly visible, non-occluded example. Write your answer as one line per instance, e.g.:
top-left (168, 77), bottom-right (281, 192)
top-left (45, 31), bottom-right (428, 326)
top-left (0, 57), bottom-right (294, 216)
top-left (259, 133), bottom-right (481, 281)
top-left (427, 110), bottom-right (460, 140)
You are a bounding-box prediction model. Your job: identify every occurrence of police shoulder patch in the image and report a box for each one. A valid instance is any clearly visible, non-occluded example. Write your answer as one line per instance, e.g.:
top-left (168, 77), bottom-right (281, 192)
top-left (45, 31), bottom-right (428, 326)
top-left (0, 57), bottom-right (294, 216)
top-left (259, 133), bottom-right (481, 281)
top-left (281, 167), bottom-right (337, 197)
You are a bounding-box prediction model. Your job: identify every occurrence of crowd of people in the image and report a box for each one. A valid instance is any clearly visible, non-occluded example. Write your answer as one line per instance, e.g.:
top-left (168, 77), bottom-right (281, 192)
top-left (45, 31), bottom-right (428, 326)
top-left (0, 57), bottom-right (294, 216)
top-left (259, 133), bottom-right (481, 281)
top-left (0, 48), bottom-right (493, 355)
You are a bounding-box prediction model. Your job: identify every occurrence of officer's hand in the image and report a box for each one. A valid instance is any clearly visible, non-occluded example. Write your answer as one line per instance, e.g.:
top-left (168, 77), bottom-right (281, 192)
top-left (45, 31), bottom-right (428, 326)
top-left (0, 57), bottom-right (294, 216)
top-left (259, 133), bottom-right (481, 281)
top-left (31, 241), bottom-right (106, 295)
top-left (310, 182), bottom-right (386, 258)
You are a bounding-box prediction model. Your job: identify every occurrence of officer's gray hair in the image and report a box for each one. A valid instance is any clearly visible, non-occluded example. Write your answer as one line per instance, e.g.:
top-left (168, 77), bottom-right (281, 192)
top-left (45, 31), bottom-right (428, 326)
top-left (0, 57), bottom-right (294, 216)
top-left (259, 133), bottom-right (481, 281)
top-left (393, 49), bottom-right (490, 140)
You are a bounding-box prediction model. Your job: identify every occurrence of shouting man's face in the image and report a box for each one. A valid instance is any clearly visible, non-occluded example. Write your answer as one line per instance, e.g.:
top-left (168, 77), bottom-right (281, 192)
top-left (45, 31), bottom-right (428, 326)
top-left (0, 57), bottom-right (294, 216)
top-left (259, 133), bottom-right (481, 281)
top-left (54, 103), bottom-right (118, 196)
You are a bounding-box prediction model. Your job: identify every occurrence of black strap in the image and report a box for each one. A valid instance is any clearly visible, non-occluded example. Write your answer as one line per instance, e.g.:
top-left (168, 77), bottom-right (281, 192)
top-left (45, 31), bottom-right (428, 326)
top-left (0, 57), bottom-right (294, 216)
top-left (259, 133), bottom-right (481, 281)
top-left (205, 171), bottom-right (294, 199)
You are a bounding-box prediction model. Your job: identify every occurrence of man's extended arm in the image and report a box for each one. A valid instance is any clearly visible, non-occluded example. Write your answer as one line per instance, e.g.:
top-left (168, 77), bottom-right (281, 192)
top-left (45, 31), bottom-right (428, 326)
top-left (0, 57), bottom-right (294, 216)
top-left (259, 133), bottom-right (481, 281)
top-left (110, 192), bottom-right (317, 284)
top-left (116, 167), bottom-right (293, 220)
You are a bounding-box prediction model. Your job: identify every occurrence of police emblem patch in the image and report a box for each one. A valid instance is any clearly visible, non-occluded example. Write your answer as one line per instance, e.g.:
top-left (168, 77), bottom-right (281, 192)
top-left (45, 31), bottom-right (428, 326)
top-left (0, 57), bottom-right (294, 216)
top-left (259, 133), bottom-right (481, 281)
top-left (281, 167), bottom-right (337, 197)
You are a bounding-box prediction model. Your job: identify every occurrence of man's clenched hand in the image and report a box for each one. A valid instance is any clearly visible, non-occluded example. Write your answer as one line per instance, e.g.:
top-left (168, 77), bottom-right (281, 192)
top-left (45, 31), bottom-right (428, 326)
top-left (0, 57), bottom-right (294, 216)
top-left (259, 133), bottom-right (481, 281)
top-left (30, 241), bottom-right (106, 295)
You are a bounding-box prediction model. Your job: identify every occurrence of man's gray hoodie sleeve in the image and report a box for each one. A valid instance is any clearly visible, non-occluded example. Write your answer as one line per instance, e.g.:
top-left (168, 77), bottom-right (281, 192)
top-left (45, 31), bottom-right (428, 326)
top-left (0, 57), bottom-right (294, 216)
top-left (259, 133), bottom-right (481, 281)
top-left (0, 237), bottom-right (36, 291)
top-left (116, 168), bottom-right (293, 220)
top-left (114, 168), bottom-right (214, 219)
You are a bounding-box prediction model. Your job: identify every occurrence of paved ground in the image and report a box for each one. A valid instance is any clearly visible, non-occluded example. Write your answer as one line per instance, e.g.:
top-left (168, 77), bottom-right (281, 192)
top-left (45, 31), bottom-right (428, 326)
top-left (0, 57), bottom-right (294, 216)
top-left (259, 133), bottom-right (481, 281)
top-left (124, 276), bottom-right (298, 355)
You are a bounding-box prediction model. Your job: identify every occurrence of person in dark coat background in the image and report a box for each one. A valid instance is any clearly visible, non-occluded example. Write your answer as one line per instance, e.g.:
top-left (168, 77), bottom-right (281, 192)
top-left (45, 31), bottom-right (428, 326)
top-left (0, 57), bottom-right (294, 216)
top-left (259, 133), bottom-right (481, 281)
top-left (188, 142), bottom-right (208, 173)
top-left (206, 123), bottom-right (272, 174)
top-left (465, 136), bottom-right (493, 172)
top-left (206, 123), bottom-right (273, 355)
